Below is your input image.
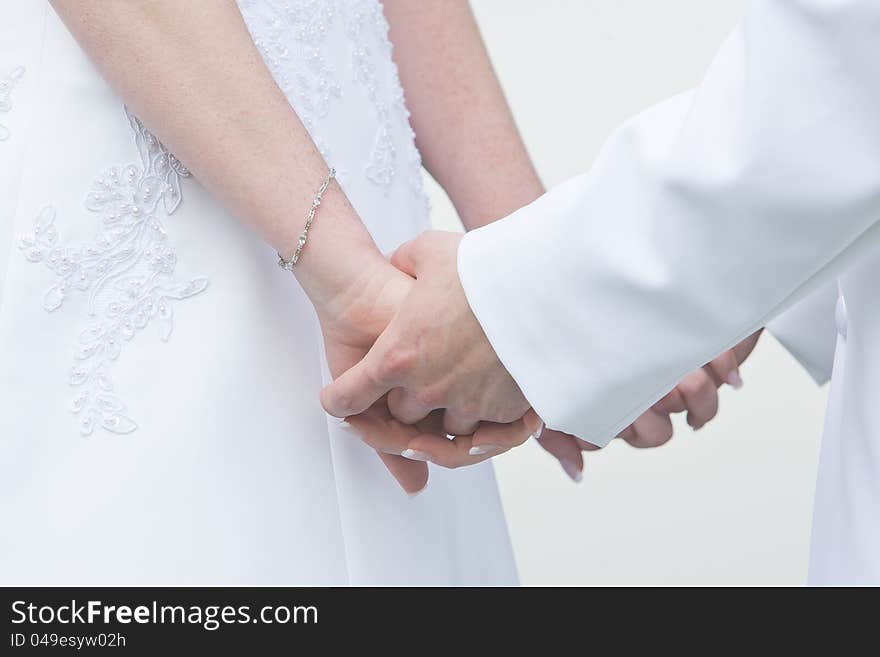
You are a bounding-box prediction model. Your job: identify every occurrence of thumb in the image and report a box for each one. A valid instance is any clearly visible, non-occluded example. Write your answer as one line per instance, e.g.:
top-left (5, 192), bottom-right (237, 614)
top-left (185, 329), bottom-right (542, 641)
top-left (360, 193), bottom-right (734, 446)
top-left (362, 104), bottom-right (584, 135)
top-left (321, 344), bottom-right (395, 417)
top-left (390, 234), bottom-right (430, 277)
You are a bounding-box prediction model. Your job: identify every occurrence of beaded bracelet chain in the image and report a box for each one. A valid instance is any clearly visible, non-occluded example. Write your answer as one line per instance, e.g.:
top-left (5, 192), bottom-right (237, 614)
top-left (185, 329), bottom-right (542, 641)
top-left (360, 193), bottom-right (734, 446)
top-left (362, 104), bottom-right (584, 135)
top-left (278, 167), bottom-right (336, 272)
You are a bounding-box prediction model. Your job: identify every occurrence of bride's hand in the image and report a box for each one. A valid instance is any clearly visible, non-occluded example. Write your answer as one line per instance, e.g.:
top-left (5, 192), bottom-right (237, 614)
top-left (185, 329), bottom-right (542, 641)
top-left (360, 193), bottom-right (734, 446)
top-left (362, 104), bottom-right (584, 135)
top-left (318, 244), bottom-right (544, 485)
top-left (534, 330), bottom-right (763, 481)
top-left (312, 257), bottom-right (435, 494)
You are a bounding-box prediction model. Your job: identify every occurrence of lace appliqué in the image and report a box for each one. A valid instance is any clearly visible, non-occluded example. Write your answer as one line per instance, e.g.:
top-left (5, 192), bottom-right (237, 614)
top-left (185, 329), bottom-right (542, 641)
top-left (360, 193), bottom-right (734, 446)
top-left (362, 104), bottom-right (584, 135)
top-left (238, 0), bottom-right (343, 161)
top-left (239, 0), bottom-right (429, 217)
top-left (20, 108), bottom-right (209, 436)
top-left (0, 66), bottom-right (24, 142)
top-left (346, 1), bottom-right (430, 214)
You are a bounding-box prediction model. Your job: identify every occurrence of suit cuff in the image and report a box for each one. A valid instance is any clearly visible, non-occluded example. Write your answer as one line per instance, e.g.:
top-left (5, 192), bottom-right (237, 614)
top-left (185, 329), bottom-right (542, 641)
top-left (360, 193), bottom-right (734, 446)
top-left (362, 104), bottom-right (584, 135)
top-left (766, 281), bottom-right (838, 385)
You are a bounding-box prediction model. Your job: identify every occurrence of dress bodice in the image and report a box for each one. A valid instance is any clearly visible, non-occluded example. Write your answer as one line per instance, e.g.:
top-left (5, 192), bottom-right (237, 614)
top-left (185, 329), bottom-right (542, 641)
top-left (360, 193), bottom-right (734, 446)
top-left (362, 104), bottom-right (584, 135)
top-left (236, 0), bottom-right (430, 235)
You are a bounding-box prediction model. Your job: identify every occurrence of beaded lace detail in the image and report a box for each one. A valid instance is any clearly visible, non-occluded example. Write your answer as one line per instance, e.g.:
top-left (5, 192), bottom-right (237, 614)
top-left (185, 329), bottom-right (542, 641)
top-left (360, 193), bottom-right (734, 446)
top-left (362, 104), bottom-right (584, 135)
top-left (238, 0), bottom-right (342, 162)
top-left (20, 108), bottom-right (209, 436)
top-left (0, 66), bottom-right (24, 142)
top-left (17, 0), bottom-right (428, 436)
top-left (238, 0), bottom-right (429, 214)
top-left (345, 0), bottom-right (428, 213)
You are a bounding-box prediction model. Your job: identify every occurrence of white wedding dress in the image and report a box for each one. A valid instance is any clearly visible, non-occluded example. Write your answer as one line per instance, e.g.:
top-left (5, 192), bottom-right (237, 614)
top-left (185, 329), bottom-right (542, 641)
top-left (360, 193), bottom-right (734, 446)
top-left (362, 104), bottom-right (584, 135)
top-left (0, 0), bottom-right (517, 585)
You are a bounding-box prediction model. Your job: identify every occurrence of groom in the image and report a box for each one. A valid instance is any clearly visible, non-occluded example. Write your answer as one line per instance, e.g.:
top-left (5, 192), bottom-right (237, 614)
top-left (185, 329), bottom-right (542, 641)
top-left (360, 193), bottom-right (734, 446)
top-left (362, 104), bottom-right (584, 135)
top-left (325, 0), bottom-right (880, 584)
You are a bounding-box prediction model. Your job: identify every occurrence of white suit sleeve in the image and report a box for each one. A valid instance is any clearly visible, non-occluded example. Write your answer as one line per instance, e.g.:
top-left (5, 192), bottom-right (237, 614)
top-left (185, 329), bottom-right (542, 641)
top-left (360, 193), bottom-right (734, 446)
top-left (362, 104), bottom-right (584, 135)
top-left (458, 0), bottom-right (880, 446)
top-left (766, 282), bottom-right (839, 385)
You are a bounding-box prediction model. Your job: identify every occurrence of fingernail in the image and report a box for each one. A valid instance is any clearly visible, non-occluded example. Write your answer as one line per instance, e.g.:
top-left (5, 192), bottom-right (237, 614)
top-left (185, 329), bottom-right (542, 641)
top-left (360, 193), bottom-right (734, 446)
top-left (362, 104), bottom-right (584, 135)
top-left (468, 444), bottom-right (500, 456)
top-left (401, 449), bottom-right (430, 462)
top-left (337, 420), bottom-right (359, 435)
top-left (530, 421), bottom-right (545, 441)
top-left (560, 458), bottom-right (583, 483)
top-left (726, 370), bottom-right (744, 389)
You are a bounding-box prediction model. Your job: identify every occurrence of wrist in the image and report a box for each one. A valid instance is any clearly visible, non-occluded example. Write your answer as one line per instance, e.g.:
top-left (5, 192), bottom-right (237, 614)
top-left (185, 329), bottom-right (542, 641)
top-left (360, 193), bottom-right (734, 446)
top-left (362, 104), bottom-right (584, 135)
top-left (320, 260), bottom-right (411, 347)
top-left (288, 182), bottom-right (378, 302)
top-left (286, 182), bottom-right (408, 343)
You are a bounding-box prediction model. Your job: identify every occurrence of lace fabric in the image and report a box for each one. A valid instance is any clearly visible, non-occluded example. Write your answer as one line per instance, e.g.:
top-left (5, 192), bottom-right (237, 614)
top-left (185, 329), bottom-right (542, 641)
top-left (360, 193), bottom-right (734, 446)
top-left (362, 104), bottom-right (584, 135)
top-left (20, 109), bottom-right (209, 435)
top-left (17, 0), bottom-right (429, 436)
top-left (0, 65), bottom-right (24, 141)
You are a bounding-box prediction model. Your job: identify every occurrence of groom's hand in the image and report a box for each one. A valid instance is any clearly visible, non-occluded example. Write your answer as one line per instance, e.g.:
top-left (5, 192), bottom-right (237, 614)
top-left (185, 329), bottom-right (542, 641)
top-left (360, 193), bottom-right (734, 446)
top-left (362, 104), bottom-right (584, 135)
top-left (321, 231), bottom-right (528, 435)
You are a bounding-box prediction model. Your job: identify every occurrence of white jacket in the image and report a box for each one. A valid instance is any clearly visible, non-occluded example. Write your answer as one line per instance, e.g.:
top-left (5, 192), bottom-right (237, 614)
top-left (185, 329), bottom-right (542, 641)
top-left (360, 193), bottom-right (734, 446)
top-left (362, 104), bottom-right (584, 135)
top-left (459, 0), bottom-right (880, 584)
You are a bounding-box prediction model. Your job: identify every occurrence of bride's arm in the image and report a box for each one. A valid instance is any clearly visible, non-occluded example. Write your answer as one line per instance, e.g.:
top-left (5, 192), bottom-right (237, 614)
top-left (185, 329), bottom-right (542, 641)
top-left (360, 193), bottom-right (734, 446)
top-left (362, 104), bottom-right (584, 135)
top-left (50, 0), bottom-right (429, 492)
top-left (383, 0), bottom-right (545, 230)
top-left (51, 0), bottom-right (388, 329)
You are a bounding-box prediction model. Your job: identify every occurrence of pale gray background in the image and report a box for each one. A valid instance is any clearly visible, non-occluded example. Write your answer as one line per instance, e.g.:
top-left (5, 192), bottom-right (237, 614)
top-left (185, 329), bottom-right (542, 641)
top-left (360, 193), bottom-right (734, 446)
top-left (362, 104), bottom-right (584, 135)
top-left (425, 0), bottom-right (830, 585)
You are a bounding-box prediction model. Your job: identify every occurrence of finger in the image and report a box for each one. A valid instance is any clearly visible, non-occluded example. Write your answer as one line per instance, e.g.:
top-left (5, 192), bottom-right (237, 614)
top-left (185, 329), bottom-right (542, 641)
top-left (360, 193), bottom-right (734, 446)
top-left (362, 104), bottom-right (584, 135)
top-left (321, 340), bottom-right (397, 417)
top-left (536, 428), bottom-right (584, 482)
top-left (574, 437), bottom-right (601, 451)
top-left (403, 433), bottom-right (497, 468)
top-left (676, 368), bottom-right (719, 430)
top-left (469, 409), bottom-right (542, 455)
top-left (340, 408), bottom-right (430, 495)
top-left (653, 387), bottom-right (687, 414)
top-left (343, 406), bottom-right (414, 455)
top-left (623, 409), bottom-right (674, 448)
top-left (617, 424), bottom-right (638, 444)
top-left (388, 388), bottom-right (434, 425)
top-left (704, 349), bottom-right (742, 389)
top-left (442, 409), bottom-right (481, 437)
top-left (376, 452), bottom-right (429, 495)
top-left (390, 233), bottom-right (432, 277)
top-left (733, 329), bottom-right (762, 364)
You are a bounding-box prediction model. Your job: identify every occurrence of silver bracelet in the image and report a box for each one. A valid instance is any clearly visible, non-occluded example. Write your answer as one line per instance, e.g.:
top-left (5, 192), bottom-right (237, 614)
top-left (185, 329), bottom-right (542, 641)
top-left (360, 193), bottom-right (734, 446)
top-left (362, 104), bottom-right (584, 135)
top-left (278, 167), bottom-right (336, 272)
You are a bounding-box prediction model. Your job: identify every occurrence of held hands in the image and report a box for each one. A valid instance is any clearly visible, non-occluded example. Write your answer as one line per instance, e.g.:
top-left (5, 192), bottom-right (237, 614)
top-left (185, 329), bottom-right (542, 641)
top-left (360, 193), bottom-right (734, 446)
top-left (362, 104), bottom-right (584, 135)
top-left (315, 257), bottom-right (428, 494)
top-left (322, 232), bottom-right (526, 434)
top-left (315, 243), bottom-right (540, 493)
top-left (321, 230), bottom-right (762, 488)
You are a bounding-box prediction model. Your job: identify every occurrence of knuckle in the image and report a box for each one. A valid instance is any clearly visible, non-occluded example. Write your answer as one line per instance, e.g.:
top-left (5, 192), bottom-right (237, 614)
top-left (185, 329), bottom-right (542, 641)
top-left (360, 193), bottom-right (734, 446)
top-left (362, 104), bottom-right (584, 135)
top-left (697, 376), bottom-right (715, 396)
top-left (457, 401), bottom-right (481, 419)
top-left (506, 410), bottom-right (527, 425)
top-left (416, 386), bottom-right (443, 409)
top-left (678, 375), bottom-right (707, 401)
top-left (492, 404), bottom-right (527, 425)
top-left (377, 348), bottom-right (413, 382)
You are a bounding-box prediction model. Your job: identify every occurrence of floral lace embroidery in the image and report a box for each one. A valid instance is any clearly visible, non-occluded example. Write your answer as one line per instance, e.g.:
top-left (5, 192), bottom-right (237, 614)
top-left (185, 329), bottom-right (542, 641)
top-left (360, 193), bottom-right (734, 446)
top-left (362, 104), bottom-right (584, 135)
top-left (345, 1), bottom-right (429, 213)
top-left (0, 66), bottom-right (25, 142)
top-left (20, 108), bottom-right (209, 436)
top-left (239, 0), bottom-right (429, 216)
top-left (237, 0), bottom-right (343, 162)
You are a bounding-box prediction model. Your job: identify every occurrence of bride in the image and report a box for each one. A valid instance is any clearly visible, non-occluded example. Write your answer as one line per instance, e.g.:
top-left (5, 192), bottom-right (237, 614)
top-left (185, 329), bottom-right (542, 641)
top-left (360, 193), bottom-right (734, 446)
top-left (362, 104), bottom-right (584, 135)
top-left (1, 0), bottom-right (551, 585)
top-left (1, 0), bottom-right (747, 585)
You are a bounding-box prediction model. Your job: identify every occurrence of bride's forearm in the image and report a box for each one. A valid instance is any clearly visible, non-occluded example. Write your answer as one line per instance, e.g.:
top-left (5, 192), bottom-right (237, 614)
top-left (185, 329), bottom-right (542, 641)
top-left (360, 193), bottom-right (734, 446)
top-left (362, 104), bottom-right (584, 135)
top-left (384, 0), bottom-right (544, 229)
top-left (50, 0), bottom-right (385, 313)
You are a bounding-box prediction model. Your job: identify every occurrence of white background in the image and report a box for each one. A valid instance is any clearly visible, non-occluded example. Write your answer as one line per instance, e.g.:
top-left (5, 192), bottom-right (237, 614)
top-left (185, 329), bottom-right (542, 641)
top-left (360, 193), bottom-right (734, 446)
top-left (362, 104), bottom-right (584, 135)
top-left (426, 0), bottom-right (831, 585)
